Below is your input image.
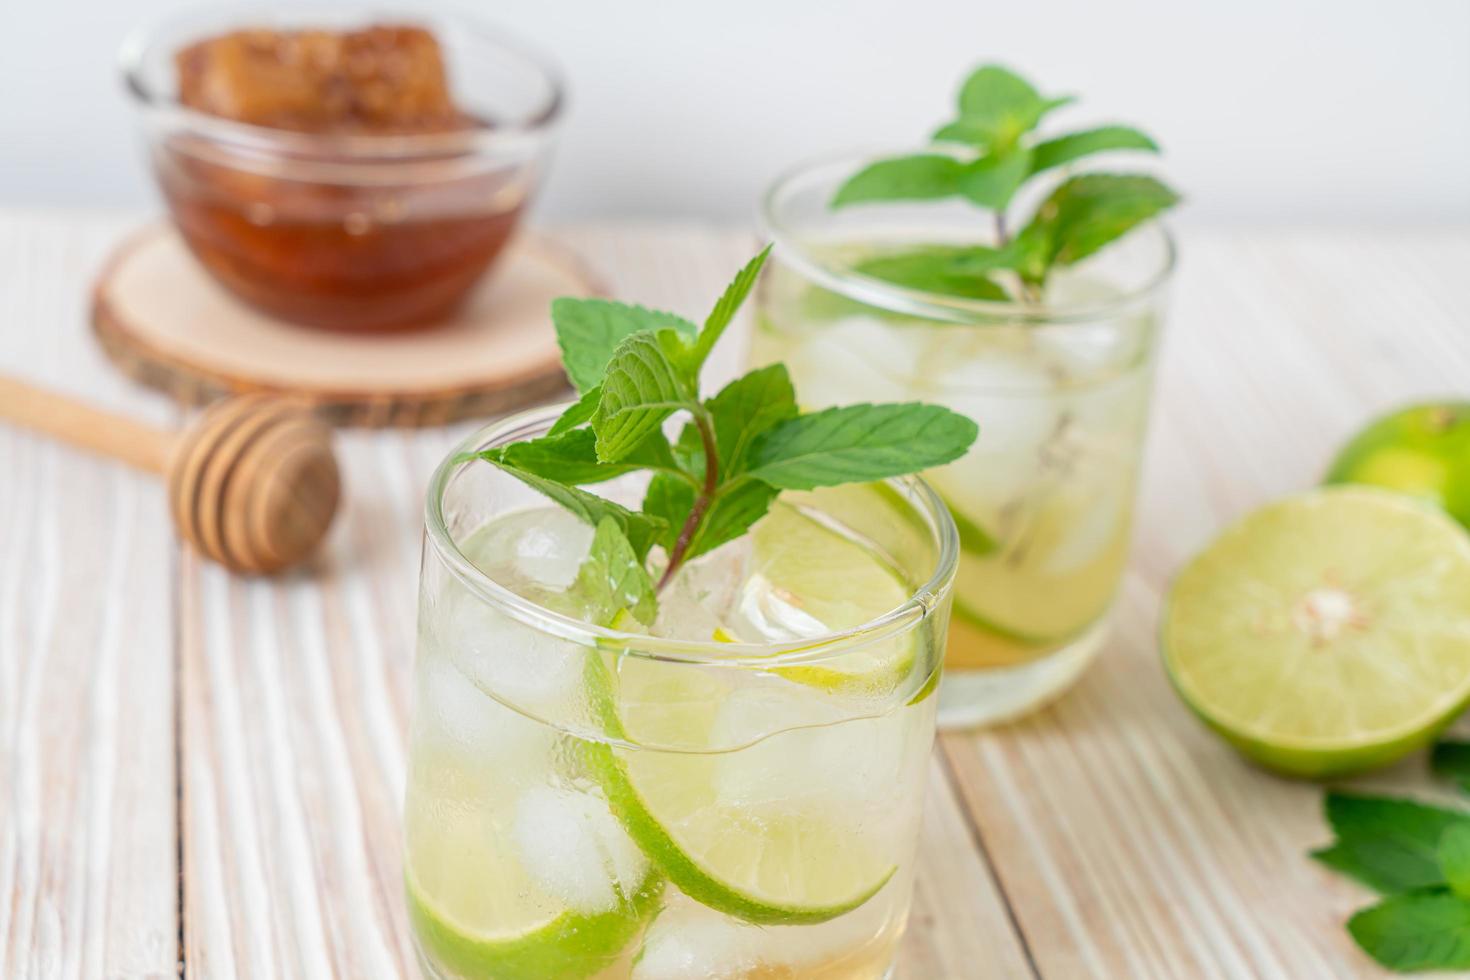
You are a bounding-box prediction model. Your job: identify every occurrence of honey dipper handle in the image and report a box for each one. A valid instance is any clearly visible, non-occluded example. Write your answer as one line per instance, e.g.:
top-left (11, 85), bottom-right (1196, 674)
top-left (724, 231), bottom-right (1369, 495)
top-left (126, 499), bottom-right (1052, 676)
top-left (0, 375), bottom-right (175, 475)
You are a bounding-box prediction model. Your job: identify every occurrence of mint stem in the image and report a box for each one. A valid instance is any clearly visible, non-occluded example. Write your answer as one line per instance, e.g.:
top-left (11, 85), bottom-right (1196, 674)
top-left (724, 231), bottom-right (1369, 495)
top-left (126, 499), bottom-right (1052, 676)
top-left (993, 210), bottom-right (1009, 248)
top-left (655, 410), bottom-right (720, 593)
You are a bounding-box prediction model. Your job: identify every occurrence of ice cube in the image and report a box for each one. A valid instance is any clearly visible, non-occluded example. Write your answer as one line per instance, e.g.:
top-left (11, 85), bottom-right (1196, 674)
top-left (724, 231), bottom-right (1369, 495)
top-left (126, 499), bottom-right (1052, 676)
top-left (632, 890), bottom-right (897, 980)
top-left (445, 592), bottom-right (586, 717)
top-left (653, 538), bottom-right (751, 642)
top-left (781, 318), bottom-right (926, 409)
top-left (463, 507), bottom-right (595, 592)
top-left (512, 786), bottom-right (649, 915)
top-left (710, 697), bottom-right (928, 822)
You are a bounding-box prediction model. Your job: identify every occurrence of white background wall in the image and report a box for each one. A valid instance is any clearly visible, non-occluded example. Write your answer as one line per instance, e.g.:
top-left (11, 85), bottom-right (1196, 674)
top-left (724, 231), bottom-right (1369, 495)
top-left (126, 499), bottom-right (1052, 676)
top-left (4, 0), bottom-right (1468, 224)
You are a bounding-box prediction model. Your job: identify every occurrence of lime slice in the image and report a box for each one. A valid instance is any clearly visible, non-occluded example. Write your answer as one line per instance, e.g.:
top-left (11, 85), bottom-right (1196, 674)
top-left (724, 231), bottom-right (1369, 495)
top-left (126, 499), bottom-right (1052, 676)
top-left (406, 758), bottom-right (660, 979)
top-left (1162, 487), bottom-right (1470, 778)
top-left (739, 502), bottom-right (917, 695)
top-left (581, 657), bottom-right (896, 926)
top-left (1326, 402), bottom-right (1470, 529)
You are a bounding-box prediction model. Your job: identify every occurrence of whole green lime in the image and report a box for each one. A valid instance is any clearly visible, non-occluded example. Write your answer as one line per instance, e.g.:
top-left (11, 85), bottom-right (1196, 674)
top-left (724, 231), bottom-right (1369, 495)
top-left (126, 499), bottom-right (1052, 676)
top-left (1325, 402), bottom-right (1470, 529)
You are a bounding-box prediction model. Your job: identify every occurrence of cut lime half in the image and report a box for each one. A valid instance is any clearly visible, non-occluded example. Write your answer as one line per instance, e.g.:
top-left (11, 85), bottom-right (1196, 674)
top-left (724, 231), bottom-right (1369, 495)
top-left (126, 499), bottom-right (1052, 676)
top-left (1162, 487), bottom-right (1470, 778)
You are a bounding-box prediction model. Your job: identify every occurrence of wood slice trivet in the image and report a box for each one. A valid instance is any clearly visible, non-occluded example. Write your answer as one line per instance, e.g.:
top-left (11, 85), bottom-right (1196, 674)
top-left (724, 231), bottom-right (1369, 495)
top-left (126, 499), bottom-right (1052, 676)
top-left (91, 226), bottom-right (602, 427)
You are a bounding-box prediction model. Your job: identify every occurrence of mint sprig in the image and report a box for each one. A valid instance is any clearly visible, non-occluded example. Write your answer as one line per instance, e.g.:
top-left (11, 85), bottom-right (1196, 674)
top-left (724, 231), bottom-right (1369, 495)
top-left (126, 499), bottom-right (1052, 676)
top-left (832, 63), bottom-right (1178, 301)
top-left (1311, 743), bottom-right (1470, 972)
top-left (467, 245), bottom-right (979, 615)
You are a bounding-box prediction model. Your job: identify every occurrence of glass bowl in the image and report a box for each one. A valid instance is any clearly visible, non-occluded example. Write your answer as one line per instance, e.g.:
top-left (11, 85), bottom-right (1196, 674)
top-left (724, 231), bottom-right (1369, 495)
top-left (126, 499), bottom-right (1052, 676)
top-left (120, 5), bottom-right (564, 333)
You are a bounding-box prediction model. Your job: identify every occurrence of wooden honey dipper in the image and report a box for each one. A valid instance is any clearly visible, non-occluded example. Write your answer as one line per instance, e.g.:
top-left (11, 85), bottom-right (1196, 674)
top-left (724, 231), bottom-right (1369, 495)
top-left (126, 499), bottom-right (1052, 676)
top-left (0, 376), bottom-right (340, 574)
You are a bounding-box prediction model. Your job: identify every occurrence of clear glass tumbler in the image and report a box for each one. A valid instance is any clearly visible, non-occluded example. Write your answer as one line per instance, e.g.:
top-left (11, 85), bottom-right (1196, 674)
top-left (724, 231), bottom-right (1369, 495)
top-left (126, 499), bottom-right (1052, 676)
top-left (405, 406), bottom-right (958, 979)
top-left (750, 152), bottom-right (1174, 729)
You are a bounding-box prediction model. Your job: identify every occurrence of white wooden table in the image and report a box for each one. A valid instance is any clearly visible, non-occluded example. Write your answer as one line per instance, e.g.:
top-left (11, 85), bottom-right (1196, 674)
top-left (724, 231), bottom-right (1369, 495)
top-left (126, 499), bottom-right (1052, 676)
top-left (3, 208), bottom-right (1470, 979)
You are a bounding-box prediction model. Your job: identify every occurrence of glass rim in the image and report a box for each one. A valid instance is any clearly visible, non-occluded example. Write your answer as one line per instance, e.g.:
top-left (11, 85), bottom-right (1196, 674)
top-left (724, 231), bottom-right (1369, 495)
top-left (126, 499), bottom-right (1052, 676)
top-left (118, 3), bottom-right (565, 160)
top-left (424, 404), bottom-right (960, 666)
top-left (761, 147), bottom-right (1178, 326)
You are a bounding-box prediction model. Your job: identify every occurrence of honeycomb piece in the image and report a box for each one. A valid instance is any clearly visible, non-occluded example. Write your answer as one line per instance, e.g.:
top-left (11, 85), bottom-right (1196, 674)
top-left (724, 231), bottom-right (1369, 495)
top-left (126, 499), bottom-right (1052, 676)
top-left (175, 25), bottom-right (465, 133)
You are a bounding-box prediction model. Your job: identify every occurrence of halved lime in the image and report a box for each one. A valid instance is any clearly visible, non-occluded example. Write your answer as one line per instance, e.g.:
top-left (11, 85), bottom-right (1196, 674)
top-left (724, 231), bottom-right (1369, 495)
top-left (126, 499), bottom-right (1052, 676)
top-left (1326, 402), bottom-right (1470, 530)
top-left (1162, 487), bottom-right (1470, 778)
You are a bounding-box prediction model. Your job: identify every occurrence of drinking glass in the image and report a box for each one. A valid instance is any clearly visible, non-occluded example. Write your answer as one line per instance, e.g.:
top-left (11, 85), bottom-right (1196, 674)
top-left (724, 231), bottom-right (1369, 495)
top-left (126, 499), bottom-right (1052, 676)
top-left (405, 405), bottom-right (958, 979)
top-left (751, 152), bottom-right (1173, 728)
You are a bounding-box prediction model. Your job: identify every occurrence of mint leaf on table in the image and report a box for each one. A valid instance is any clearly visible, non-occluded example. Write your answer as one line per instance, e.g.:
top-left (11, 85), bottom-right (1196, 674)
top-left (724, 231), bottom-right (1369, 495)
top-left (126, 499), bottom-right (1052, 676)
top-left (747, 403), bottom-right (979, 490)
top-left (831, 155), bottom-right (967, 208)
top-left (1432, 741), bottom-right (1470, 793)
top-left (571, 518), bottom-right (657, 627)
top-left (1440, 825), bottom-right (1470, 899)
top-left (1029, 126), bottom-right (1159, 176)
top-left (1348, 893), bottom-right (1470, 973)
top-left (1311, 792), bottom-right (1470, 894)
top-left (552, 299), bottom-right (696, 393)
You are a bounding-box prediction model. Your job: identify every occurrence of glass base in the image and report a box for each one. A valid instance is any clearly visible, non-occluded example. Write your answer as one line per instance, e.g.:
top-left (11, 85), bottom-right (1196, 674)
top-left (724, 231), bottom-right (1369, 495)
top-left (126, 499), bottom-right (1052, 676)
top-left (937, 616), bottom-right (1108, 729)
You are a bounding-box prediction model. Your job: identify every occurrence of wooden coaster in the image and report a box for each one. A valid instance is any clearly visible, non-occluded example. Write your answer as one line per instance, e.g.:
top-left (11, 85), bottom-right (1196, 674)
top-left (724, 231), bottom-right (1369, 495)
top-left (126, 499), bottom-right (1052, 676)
top-left (91, 226), bottom-right (600, 427)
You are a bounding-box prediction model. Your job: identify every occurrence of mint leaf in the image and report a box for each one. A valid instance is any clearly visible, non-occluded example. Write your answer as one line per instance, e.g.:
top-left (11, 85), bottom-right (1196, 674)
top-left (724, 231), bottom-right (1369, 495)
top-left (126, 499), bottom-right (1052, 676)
top-left (1312, 792), bottom-right (1470, 894)
top-left (475, 427), bottom-right (681, 485)
top-left (854, 249), bottom-right (1010, 301)
top-left (958, 148), bottom-right (1033, 210)
top-left (692, 245), bottom-right (771, 369)
top-left (1030, 126), bottom-right (1159, 176)
top-left (1349, 893), bottom-right (1470, 972)
top-left (831, 155), bottom-right (966, 208)
top-left (1433, 741), bottom-right (1470, 793)
top-left (707, 365), bottom-right (799, 477)
top-left (1022, 173), bottom-right (1179, 272)
top-left (644, 472), bottom-right (780, 564)
top-left (570, 518), bottom-right (657, 626)
top-left (593, 330), bottom-right (698, 462)
top-left (952, 65), bottom-right (1071, 151)
top-left (748, 403), bottom-right (978, 490)
top-left (552, 298), bottom-right (696, 393)
top-left (548, 385), bottom-right (601, 435)
top-left (478, 457), bottom-right (665, 561)
top-left (1442, 825), bottom-right (1470, 899)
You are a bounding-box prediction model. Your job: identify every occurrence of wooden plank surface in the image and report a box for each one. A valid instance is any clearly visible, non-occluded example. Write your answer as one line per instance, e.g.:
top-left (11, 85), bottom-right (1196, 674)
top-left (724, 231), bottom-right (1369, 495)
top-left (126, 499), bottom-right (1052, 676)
top-left (3, 209), bottom-right (1469, 979)
top-left (0, 213), bottom-right (180, 980)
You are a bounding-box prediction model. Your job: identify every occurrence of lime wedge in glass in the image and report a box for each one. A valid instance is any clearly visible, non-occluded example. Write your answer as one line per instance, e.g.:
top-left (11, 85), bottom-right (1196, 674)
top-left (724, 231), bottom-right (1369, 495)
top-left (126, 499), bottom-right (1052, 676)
top-left (406, 760), bottom-right (661, 979)
top-left (722, 501), bottom-right (918, 696)
top-left (1162, 487), bottom-right (1470, 778)
top-left (580, 503), bottom-right (914, 924)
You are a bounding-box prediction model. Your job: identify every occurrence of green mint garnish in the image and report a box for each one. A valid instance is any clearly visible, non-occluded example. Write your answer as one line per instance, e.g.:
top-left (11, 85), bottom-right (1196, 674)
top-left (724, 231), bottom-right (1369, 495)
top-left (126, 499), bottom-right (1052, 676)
top-left (1433, 740), bottom-right (1470, 794)
top-left (1310, 748), bottom-right (1470, 972)
top-left (1311, 792), bottom-right (1469, 895)
top-left (466, 244), bottom-right (979, 620)
top-left (831, 63), bottom-right (1179, 301)
top-left (1348, 893), bottom-right (1470, 972)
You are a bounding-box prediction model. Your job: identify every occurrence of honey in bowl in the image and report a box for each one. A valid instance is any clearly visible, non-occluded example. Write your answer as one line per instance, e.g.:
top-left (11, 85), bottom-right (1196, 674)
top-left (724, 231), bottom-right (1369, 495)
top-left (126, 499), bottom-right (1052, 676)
top-left (135, 19), bottom-right (559, 333)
